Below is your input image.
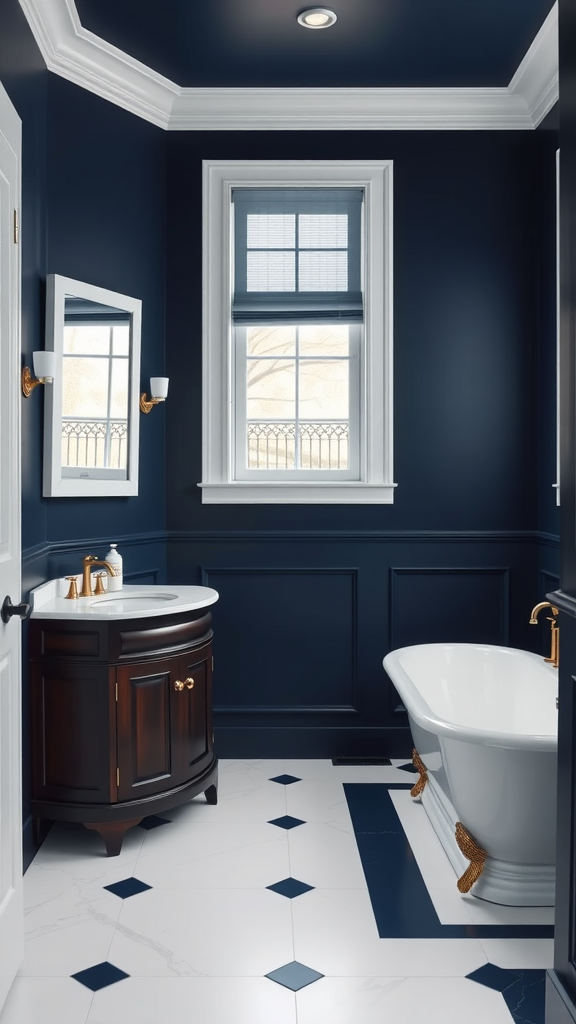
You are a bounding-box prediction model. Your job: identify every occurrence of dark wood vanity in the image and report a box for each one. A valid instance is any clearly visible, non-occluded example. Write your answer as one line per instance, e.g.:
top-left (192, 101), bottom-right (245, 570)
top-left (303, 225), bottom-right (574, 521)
top-left (29, 606), bottom-right (218, 855)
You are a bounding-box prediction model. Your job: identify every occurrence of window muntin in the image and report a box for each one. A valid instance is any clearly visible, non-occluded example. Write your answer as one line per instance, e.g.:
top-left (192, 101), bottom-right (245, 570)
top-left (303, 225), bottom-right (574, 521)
top-left (235, 324), bottom-right (360, 477)
top-left (61, 315), bottom-right (131, 477)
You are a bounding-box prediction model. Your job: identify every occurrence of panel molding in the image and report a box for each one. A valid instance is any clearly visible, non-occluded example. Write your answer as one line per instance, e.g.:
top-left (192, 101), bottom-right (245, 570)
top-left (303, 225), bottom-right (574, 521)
top-left (201, 565), bottom-right (359, 715)
top-left (22, 528), bottom-right (557, 567)
top-left (18, 0), bottom-right (557, 131)
top-left (170, 529), bottom-right (554, 543)
top-left (389, 566), bottom-right (511, 650)
top-left (542, 569), bottom-right (561, 595)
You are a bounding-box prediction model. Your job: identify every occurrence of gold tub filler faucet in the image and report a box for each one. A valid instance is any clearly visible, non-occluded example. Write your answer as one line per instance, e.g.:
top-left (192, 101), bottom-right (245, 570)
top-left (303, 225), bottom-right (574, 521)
top-left (529, 601), bottom-right (560, 668)
top-left (66, 555), bottom-right (117, 599)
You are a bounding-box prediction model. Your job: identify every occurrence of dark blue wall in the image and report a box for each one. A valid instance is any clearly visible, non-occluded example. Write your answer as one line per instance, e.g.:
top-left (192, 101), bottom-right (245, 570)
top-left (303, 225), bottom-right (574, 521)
top-left (0, 1), bottom-right (169, 584)
top-left (167, 130), bottom-right (546, 534)
top-left (165, 129), bottom-right (559, 754)
top-left (42, 76), bottom-right (168, 562)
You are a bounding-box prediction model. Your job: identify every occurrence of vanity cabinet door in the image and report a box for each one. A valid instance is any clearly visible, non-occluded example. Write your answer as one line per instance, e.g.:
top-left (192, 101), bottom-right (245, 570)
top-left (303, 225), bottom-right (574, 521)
top-left (115, 642), bottom-right (213, 802)
top-left (116, 656), bottom-right (179, 802)
top-left (172, 644), bottom-right (213, 781)
top-left (31, 662), bottom-right (116, 804)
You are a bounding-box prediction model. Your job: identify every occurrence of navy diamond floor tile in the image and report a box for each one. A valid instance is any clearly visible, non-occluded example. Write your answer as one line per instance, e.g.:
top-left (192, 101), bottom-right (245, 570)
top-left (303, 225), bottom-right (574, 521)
top-left (265, 961), bottom-right (324, 991)
top-left (267, 815), bottom-right (306, 830)
top-left (267, 877), bottom-right (315, 899)
top-left (104, 877), bottom-right (152, 899)
top-left (467, 965), bottom-right (547, 1024)
top-left (138, 815), bottom-right (171, 830)
top-left (501, 970), bottom-right (546, 1024)
top-left (71, 962), bottom-right (130, 991)
top-left (467, 963), bottom-right (524, 993)
top-left (269, 774), bottom-right (302, 785)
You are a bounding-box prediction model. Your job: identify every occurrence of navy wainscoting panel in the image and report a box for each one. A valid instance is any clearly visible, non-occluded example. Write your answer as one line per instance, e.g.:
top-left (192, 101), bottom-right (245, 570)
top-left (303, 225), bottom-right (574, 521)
top-left (389, 567), bottom-right (510, 650)
top-left (201, 567), bottom-right (358, 712)
top-left (170, 533), bottom-right (540, 757)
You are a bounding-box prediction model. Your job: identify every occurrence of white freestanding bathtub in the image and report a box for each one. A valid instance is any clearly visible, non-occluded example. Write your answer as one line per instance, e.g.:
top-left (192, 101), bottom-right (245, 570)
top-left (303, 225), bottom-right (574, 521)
top-left (383, 643), bottom-right (558, 906)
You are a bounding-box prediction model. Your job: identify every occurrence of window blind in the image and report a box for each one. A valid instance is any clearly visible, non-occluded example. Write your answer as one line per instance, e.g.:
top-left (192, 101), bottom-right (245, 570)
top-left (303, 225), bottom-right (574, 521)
top-left (232, 188), bottom-right (363, 324)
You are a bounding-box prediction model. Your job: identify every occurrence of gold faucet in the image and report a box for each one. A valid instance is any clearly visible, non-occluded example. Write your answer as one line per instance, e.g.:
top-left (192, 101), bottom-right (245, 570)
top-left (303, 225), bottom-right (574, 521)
top-left (79, 555), bottom-right (116, 598)
top-left (529, 601), bottom-right (560, 668)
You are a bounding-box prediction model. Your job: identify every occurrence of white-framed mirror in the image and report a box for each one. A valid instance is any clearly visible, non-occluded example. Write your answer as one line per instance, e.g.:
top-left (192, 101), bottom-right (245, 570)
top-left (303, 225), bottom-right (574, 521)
top-left (43, 274), bottom-right (142, 497)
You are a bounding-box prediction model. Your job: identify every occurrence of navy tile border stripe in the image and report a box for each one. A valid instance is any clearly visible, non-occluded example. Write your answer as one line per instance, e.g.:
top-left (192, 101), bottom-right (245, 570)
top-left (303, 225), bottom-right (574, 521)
top-left (344, 784), bottom-right (554, 940)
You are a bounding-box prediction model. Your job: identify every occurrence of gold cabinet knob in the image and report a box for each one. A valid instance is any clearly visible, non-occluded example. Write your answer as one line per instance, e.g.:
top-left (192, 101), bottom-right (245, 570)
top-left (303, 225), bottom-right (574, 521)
top-left (185, 677), bottom-right (195, 689)
top-left (174, 680), bottom-right (185, 691)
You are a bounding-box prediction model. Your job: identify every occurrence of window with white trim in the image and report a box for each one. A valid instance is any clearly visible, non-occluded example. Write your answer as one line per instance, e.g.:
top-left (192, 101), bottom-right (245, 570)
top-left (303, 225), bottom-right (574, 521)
top-left (200, 161), bottom-right (395, 504)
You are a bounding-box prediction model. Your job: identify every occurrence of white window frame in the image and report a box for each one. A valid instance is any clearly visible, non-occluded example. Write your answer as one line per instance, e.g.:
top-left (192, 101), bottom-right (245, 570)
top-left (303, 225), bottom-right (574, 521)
top-left (200, 160), bottom-right (395, 504)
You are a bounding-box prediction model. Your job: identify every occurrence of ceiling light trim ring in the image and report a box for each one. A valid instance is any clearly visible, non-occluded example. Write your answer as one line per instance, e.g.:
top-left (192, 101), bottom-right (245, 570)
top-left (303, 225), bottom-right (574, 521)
top-left (297, 8), bottom-right (338, 30)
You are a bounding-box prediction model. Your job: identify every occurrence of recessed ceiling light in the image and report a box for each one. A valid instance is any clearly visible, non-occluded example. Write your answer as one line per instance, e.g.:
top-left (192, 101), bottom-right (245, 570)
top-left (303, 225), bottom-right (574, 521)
top-left (297, 8), bottom-right (338, 30)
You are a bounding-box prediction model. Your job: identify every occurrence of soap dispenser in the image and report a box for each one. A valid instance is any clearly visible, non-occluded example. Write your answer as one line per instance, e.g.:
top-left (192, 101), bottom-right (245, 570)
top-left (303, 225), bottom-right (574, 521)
top-left (104, 543), bottom-right (123, 592)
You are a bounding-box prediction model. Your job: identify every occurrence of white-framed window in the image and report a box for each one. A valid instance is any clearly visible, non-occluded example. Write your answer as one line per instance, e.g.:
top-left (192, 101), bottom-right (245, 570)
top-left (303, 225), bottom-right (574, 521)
top-left (200, 160), bottom-right (395, 504)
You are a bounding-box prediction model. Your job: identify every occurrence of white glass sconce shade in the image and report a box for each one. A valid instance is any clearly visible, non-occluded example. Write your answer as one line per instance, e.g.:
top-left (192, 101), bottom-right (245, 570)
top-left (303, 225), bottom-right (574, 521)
top-left (150, 376), bottom-right (169, 399)
top-left (33, 350), bottom-right (55, 382)
top-left (140, 376), bottom-right (169, 413)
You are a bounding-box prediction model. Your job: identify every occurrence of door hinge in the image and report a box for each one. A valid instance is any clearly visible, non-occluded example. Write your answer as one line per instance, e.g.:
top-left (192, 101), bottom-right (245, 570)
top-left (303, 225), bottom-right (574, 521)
top-left (115, 682), bottom-right (118, 702)
top-left (212, 656), bottom-right (214, 671)
top-left (116, 767), bottom-right (120, 787)
top-left (13, 209), bottom-right (18, 244)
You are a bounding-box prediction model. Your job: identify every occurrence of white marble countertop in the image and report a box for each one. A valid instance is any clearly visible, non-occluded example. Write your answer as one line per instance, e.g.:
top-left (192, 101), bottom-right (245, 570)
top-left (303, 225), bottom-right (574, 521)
top-left (29, 579), bottom-right (219, 621)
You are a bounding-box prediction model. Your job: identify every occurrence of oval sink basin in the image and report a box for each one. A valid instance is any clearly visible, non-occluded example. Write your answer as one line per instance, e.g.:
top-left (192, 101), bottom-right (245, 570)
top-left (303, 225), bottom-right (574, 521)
top-left (91, 593), bottom-right (179, 611)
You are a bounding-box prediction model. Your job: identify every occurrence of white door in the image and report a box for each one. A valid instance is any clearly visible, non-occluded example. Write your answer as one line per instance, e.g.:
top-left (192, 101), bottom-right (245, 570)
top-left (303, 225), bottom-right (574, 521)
top-left (0, 79), bottom-right (23, 1009)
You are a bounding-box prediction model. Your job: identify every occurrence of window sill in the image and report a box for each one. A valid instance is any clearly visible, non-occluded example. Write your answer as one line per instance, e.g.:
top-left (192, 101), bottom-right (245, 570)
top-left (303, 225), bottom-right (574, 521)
top-left (198, 482), bottom-right (398, 504)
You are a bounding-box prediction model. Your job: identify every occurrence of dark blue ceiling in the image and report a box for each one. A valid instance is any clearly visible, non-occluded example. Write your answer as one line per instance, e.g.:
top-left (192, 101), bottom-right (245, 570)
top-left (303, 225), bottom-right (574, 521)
top-left (75, 0), bottom-right (555, 89)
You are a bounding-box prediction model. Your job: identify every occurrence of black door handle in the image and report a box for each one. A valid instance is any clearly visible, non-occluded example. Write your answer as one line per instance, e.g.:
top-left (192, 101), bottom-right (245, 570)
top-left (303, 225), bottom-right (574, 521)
top-left (1, 596), bottom-right (31, 624)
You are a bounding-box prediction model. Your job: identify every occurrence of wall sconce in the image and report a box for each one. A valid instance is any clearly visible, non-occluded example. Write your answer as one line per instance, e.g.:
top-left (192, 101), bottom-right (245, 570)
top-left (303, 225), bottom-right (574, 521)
top-left (140, 376), bottom-right (169, 414)
top-left (21, 351), bottom-right (56, 397)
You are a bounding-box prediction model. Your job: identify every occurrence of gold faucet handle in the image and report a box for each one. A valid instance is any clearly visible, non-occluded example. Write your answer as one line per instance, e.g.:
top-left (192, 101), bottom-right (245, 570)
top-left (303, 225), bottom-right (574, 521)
top-left (65, 576), bottom-right (79, 600)
top-left (93, 573), bottom-right (107, 596)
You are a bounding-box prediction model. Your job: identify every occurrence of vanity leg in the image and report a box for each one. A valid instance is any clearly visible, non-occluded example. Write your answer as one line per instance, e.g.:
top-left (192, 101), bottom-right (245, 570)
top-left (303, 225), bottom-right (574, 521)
top-left (83, 818), bottom-right (143, 857)
top-left (205, 784), bottom-right (218, 805)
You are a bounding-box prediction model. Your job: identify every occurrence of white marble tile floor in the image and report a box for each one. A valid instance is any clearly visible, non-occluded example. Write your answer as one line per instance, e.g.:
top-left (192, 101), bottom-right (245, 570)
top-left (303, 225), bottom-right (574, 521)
top-left (0, 759), bottom-right (554, 1024)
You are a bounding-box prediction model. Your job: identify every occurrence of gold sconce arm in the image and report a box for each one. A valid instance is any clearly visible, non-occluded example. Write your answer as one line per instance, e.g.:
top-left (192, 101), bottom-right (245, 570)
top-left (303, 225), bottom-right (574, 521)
top-left (22, 352), bottom-right (55, 397)
top-left (140, 393), bottom-right (165, 414)
top-left (21, 366), bottom-right (51, 398)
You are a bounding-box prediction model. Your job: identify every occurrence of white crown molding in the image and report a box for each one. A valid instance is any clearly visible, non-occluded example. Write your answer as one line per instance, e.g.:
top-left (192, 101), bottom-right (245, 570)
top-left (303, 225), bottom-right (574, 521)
top-left (171, 87), bottom-right (534, 131)
top-left (17, 0), bottom-right (178, 129)
top-left (17, 0), bottom-right (558, 131)
top-left (509, 2), bottom-right (558, 126)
